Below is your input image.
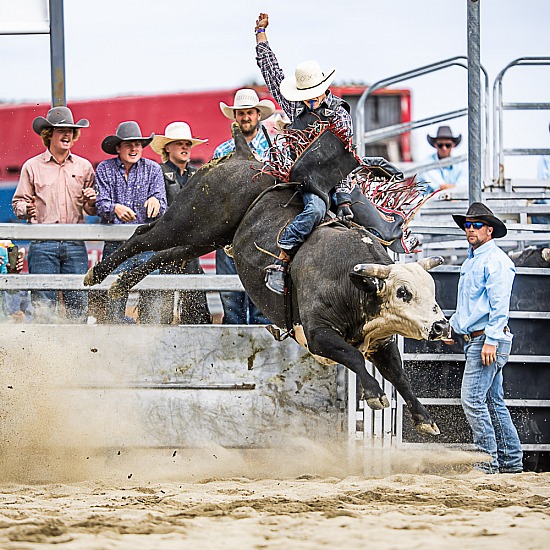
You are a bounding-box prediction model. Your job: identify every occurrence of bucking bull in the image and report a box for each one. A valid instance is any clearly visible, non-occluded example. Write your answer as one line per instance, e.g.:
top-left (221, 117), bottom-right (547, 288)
top-left (84, 124), bottom-right (450, 435)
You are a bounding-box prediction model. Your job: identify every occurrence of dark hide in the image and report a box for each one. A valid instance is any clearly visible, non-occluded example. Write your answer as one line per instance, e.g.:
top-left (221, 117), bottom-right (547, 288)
top-left (86, 124), bottom-right (447, 434)
top-left (85, 129), bottom-right (273, 287)
top-left (509, 246), bottom-right (550, 268)
top-left (232, 191), bottom-right (443, 429)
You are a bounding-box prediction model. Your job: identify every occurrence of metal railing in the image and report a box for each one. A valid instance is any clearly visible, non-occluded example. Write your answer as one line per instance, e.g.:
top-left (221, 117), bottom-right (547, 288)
top-left (0, 223), bottom-right (242, 292)
top-left (493, 57), bottom-right (550, 185)
top-left (354, 56), bottom-right (490, 183)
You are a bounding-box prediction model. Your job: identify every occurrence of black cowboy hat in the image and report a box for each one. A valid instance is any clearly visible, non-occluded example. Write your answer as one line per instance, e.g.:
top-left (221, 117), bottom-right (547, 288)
top-left (452, 202), bottom-right (507, 239)
top-left (32, 106), bottom-right (89, 135)
top-left (101, 121), bottom-right (154, 155)
top-left (427, 125), bottom-right (462, 148)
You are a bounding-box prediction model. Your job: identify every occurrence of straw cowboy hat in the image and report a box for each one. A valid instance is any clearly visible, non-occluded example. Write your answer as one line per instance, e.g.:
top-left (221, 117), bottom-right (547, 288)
top-left (151, 122), bottom-right (208, 155)
top-left (219, 89), bottom-right (276, 120)
top-left (32, 106), bottom-right (89, 135)
top-left (452, 202), bottom-right (508, 239)
top-left (280, 60), bottom-right (337, 102)
top-left (101, 121), bottom-right (154, 155)
top-left (427, 125), bottom-right (462, 148)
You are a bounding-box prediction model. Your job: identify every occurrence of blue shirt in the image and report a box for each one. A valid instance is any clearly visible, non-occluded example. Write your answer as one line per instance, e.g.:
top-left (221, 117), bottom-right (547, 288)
top-left (213, 129), bottom-right (270, 160)
top-left (450, 239), bottom-right (515, 346)
top-left (95, 157), bottom-right (167, 224)
top-left (418, 152), bottom-right (467, 193)
top-left (537, 156), bottom-right (550, 179)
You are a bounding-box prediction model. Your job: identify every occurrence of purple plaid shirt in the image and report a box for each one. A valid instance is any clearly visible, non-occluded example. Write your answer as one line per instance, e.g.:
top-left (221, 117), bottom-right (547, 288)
top-left (95, 157), bottom-right (167, 224)
top-left (256, 41), bottom-right (353, 139)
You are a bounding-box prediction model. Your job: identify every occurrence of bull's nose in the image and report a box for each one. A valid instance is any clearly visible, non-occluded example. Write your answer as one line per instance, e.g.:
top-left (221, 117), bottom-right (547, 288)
top-left (429, 319), bottom-right (450, 340)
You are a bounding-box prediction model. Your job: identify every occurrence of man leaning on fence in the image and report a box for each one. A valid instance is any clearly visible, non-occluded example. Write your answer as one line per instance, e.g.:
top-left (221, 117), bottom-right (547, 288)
top-left (94, 121), bottom-right (167, 324)
top-left (12, 106), bottom-right (96, 323)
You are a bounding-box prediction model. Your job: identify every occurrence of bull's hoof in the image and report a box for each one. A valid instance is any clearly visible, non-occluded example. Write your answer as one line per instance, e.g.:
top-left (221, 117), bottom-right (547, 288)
top-left (415, 422), bottom-right (440, 436)
top-left (108, 278), bottom-right (127, 300)
top-left (83, 267), bottom-right (95, 287)
top-left (366, 395), bottom-right (390, 410)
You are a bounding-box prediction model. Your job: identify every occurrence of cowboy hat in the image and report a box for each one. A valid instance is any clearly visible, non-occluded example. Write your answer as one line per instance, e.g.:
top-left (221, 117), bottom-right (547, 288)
top-left (427, 125), bottom-right (462, 148)
top-left (280, 60), bottom-right (336, 102)
top-left (101, 121), bottom-right (154, 155)
top-left (219, 89), bottom-right (276, 120)
top-left (32, 106), bottom-right (89, 135)
top-left (151, 122), bottom-right (208, 155)
top-left (452, 202), bottom-right (508, 238)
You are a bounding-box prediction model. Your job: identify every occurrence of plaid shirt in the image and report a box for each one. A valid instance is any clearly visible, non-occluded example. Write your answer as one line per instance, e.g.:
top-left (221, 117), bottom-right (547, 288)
top-left (95, 157), bottom-right (167, 224)
top-left (213, 129), bottom-right (271, 160)
top-left (256, 41), bottom-right (354, 194)
top-left (256, 41), bottom-right (353, 140)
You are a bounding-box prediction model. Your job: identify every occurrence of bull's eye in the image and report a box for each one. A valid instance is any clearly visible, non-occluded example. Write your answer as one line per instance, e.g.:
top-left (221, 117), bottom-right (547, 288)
top-left (396, 285), bottom-right (412, 303)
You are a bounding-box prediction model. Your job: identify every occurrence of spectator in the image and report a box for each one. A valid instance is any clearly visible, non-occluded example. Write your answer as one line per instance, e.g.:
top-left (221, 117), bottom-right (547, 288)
top-left (12, 106), bottom-right (96, 322)
top-left (0, 241), bottom-right (30, 322)
top-left (255, 12), bottom-right (355, 294)
top-left (444, 202), bottom-right (523, 474)
top-left (213, 88), bottom-right (275, 161)
top-left (150, 122), bottom-right (211, 324)
top-left (213, 89), bottom-right (275, 324)
top-left (95, 121), bottom-right (167, 323)
top-left (417, 126), bottom-right (467, 194)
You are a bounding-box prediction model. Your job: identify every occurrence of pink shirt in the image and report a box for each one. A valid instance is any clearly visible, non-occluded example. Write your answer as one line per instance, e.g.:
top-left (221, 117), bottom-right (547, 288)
top-left (12, 150), bottom-right (95, 224)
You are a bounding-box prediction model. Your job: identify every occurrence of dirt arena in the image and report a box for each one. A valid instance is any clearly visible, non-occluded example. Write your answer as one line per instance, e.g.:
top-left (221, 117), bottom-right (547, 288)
top-left (0, 444), bottom-right (549, 549)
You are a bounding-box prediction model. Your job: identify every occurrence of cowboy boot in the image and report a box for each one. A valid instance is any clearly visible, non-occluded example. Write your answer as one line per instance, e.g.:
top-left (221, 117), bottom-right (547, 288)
top-left (264, 250), bottom-right (292, 295)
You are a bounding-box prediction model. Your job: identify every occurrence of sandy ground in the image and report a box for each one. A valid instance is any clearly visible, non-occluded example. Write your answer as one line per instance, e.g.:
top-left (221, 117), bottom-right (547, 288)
top-left (0, 445), bottom-right (549, 550)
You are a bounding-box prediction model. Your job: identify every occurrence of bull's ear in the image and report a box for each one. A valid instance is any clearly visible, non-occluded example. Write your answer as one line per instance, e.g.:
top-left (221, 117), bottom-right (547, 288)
top-left (417, 256), bottom-right (444, 271)
top-left (349, 273), bottom-right (385, 294)
top-left (542, 248), bottom-right (550, 262)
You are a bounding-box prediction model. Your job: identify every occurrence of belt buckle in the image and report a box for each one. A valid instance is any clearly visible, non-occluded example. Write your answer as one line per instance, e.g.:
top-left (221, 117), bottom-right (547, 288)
top-left (463, 334), bottom-right (471, 342)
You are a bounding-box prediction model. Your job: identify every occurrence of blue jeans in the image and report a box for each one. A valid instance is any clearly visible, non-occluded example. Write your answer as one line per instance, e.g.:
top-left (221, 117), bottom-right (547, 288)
top-left (278, 192), bottom-right (326, 252)
top-left (102, 242), bottom-right (162, 324)
top-left (216, 249), bottom-right (269, 325)
top-left (461, 335), bottom-right (523, 473)
top-left (28, 240), bottom-right (89, 322)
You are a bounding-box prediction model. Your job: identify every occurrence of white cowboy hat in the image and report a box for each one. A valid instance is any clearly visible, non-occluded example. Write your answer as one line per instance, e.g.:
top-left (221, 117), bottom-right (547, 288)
top-left (280, 60), bottom-right (336, 102)
top-left (219, 89), bottom-right (276, 120)
top-left (151, 122), bottom-right (208, 156)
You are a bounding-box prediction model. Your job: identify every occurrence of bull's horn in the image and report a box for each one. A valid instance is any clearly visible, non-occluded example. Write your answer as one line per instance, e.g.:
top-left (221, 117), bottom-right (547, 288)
top-left (417, 256), bottom-right (444, 271)
top-left (542, 248), bottom-right (550, 262)
top-left (353, 263), bottom-right (391, 279)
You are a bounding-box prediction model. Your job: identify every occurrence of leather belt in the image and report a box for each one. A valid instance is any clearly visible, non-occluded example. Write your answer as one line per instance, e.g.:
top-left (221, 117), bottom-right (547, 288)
top-left (463, 329), bottom-right (485, 342)
top-left (463, 326), bottom-right (509, 342)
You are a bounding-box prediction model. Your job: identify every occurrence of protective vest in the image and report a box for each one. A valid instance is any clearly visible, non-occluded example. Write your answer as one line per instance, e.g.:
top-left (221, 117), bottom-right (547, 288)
top-left (288, 95), bottom-right (357, 206)
top-left (289, 94), bottom-right (351, 131)
top-left (161, 163), bottom-right (197, 206)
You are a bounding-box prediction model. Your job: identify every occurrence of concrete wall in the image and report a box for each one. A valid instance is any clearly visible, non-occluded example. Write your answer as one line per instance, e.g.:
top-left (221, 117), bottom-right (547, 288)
top-left (0, 325), bottom-right (347, 449)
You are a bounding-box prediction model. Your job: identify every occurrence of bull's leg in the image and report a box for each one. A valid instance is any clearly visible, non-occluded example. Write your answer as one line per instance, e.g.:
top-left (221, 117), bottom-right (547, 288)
top-left (108, 245), bottom-right (210, 299)
top-left (369, 339), bottom-right (440, 436)
top-left (84, 222), bottom-right (159, 286)
top-left (307, 327), bottom-right (389, 409)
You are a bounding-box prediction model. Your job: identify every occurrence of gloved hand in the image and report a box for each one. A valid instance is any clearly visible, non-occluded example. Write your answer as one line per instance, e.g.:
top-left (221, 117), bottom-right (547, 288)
top-left (336, 192), bottom-right (354, 221)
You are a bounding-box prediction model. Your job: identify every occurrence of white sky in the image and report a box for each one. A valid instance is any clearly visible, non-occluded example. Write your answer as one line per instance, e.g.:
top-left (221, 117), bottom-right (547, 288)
top-left (1, 0), bottom-right (549, 177)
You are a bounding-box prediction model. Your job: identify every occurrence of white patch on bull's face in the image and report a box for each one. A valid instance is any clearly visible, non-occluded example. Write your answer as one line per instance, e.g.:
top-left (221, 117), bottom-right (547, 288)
top-left (360, 262), bottom-right (445, 343)
top-left (361, 236), bottom-right (373, 245)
